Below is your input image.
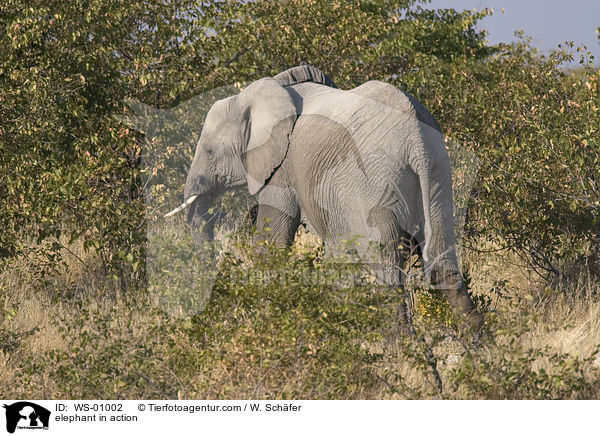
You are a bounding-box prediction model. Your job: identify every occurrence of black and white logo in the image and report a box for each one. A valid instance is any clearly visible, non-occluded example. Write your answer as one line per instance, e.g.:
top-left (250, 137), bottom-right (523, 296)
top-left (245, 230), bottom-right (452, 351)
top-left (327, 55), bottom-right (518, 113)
top-left (3, 402), bottom-right (50, 434)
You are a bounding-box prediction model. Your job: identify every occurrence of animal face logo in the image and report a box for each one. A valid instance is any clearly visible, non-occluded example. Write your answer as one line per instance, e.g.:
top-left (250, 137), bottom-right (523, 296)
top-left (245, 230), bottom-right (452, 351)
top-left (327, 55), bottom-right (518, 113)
top-left (3, 402), bottom-right (51, 433)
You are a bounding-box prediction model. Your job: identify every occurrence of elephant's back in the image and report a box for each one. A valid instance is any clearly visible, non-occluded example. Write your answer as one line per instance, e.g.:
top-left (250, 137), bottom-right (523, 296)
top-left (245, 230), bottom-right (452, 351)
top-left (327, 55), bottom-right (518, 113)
top-left (274, 65), bottom-right (338, 89)
top-left (350, 81), bottom-right (442, 133)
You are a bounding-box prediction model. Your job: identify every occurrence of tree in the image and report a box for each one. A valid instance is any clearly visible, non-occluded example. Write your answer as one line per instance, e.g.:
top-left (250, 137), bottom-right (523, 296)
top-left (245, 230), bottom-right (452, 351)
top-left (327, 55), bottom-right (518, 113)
top-left (2, 0), bottom-right (597, 285)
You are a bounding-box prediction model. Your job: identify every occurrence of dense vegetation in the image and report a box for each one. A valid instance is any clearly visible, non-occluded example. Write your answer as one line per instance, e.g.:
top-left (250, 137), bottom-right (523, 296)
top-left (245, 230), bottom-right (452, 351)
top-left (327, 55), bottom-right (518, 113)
top-left (1, 0), bottom-right (599, 398)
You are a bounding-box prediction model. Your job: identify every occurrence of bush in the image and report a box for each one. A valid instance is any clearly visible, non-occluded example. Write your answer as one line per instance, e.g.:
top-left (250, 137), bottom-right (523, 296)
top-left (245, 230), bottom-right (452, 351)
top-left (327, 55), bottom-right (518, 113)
top-left (1, 0), bottom-right (599, 400)
top-left (401, 43), bottom-right (600, 277)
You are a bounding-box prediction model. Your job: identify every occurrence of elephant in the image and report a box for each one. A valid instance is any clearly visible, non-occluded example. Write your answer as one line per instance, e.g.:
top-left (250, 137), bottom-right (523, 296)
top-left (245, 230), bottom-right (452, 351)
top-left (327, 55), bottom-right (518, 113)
top-left (165, 65), bottom-right (482, 327)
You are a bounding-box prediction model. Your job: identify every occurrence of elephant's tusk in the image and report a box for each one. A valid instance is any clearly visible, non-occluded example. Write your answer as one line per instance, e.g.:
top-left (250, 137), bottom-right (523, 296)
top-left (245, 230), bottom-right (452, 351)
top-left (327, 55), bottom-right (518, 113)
top-left (163, 195), bottom-right (198, 218)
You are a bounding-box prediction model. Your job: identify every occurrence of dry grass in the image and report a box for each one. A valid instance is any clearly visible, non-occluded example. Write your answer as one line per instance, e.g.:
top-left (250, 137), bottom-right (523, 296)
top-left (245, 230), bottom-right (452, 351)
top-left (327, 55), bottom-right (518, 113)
top-left (1, 233), bottom-right (599, 399)
top-left (466, 240), bottom-right (600, 356)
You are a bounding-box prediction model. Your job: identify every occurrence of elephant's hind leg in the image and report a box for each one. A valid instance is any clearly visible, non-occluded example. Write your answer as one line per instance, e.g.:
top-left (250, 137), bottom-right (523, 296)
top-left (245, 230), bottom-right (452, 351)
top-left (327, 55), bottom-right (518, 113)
top-left (366, 207), bottom-right (411, 325)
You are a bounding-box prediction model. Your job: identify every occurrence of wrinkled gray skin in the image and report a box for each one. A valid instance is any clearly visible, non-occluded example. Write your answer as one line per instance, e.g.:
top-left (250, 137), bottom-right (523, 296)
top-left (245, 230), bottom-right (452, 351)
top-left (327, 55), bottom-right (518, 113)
top-left (182, 65), bottom-right (481, 326)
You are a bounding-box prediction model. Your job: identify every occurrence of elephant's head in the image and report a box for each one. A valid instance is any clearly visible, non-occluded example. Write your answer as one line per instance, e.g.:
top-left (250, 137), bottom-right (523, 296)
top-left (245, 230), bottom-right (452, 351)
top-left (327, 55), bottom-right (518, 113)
top-left (166, 77), bottom-right (298, 239)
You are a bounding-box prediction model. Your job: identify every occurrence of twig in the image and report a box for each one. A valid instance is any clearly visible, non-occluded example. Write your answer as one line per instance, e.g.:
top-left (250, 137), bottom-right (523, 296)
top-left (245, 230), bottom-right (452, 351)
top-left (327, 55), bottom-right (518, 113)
top-left (54, 237), bottom-right (90, 270)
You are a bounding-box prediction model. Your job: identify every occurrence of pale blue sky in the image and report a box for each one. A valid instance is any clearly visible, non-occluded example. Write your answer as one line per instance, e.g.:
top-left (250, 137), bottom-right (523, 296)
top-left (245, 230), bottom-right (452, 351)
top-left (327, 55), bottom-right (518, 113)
top-left (425, 0), bottom-right (600, 64)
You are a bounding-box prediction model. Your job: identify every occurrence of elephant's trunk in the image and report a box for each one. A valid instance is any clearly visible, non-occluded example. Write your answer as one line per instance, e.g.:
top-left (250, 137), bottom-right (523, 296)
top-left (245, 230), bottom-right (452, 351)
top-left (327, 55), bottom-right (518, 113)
top-left (410, 122), bottom-right (466, 292)
top-left (187, 197), bottom-right (217, 242)
top-left (427, 204), bottom-right (462, 289)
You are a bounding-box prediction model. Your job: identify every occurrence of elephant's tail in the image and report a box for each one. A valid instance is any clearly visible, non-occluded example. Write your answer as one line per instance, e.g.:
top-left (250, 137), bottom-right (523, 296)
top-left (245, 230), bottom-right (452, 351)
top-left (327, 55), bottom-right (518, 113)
top-left (412, 135), bottom-right (433, 263)
top-left (419, 168), bottom-right (433, 263)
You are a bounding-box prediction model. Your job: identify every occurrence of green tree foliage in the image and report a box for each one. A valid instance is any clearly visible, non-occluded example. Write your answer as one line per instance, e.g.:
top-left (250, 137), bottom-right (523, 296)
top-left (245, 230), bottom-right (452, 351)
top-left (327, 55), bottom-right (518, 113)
top-left (1, 0), bottom-right (598, 284)
top-left (2, 0), bottom-right (600, 401)
top-left (401, 45), bottom-right (600, 276)
top-left (0, 0), bottom-right (218, 276)
top-left (201, 1), bottom-right (493, 87)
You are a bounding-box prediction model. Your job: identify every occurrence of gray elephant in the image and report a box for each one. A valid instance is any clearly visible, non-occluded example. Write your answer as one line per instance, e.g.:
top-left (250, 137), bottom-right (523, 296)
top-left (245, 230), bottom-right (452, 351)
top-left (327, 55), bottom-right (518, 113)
top-left (166, 65), bottom-right (482, 327)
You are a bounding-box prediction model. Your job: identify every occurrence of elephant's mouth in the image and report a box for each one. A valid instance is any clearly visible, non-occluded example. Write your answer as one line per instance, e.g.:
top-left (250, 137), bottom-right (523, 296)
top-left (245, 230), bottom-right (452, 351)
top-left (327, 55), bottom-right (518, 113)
top-left (186, 196), bottom-right (220, 241)
top-left (186, 196), bottom-right (208, 224)
top-left (163, 193), bottom-right (218, 242)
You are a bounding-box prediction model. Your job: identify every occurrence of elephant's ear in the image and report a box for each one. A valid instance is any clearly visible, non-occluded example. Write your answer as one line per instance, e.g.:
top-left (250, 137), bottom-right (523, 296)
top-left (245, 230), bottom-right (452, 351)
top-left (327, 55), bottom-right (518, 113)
top-left (237, 78), bottom-right (297, 195)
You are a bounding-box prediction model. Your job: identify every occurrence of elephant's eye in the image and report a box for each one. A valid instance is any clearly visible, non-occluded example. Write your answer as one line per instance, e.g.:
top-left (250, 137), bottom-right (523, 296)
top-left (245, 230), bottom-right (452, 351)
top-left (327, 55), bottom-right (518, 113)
top-left (205, 147), bottom-right (214, 158)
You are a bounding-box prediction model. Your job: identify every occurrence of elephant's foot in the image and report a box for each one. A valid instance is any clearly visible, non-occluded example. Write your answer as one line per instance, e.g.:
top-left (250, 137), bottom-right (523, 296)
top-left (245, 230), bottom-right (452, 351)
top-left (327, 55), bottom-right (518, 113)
top-left (396, 296), bottom-right (411, 329)
top-left (382, 288), bottom-right (412, 347)
top-left (443, 287), bottom-right (484, 330)
top-left (443, 288), bottom-right (491, 348)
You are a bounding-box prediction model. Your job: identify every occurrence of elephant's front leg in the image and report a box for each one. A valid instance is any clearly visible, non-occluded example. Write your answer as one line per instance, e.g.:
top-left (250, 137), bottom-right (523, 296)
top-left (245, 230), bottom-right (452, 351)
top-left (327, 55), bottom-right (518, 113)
top-left (254, 180), bottom-right (301, 247)
top-left (255, 203), bottom-right (301, 246)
